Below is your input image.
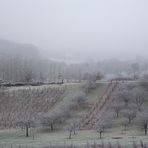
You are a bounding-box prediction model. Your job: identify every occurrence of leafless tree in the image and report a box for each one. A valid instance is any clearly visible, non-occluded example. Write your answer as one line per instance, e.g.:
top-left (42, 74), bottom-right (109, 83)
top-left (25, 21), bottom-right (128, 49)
top-left (66, 123), bottom-right (73, 139)
top-left (116, 85), bottom-right (131, 107)
top-left (131, 87), bottom-right (147, 111)
top-left (111, 101), bottom-right (124, 118)
top-left (16, 120), bottom-right (35, 137)
top-left (137, 109), bottom-right (148, 135)
top-left (82, 72), bottom-right (103, 93)
top-left (120, 118), bottom-right (129, 133)
top-left (71, 91), bottom-right (87, 108)
top-left (65, 119), bottom-right (80, 139)
top-left (41, 112), bottom-right (58, 131)
top-left (95, 112), bottom-right (114, 139)
top-left (96, 124), bottom-right (104, 139)
top-left (82, 80), bottom-right (96, 93)
top-left (121, 108), bottom-right (137, 124)
top-left (71, 119), bottom-right (79, 135)
top-left (95, 71), bottom-right (103, 81)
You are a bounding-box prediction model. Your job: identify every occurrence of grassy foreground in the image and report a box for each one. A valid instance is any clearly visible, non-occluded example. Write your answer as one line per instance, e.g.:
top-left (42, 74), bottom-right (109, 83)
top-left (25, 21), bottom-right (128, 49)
top-left (0, 128), bottom-right (148, 148)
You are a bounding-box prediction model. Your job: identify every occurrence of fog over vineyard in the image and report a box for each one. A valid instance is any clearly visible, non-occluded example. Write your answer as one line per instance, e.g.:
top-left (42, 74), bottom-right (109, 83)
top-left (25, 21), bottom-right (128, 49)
top-left (0, 0), bottom-right (148, 148)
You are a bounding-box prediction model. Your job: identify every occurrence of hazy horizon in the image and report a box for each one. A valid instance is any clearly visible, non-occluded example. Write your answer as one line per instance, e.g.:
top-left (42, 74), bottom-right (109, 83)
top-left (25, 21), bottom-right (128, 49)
top-left (0, 0), bottom-right (148, 61)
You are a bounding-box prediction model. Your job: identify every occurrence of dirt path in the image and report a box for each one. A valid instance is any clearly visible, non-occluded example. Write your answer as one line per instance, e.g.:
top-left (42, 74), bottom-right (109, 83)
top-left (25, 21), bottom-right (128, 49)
top-left (80, 81), bottom-right (119, 130)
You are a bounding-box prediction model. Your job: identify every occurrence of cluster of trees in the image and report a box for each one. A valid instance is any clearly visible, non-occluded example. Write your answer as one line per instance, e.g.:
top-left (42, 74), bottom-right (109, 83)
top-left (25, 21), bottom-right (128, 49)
top-left (1, 40), bottom-right (148, 84)
top-left (41, 91), bottom-right (87, 138)
top-left (95, 112), bottom-right (114, 139)
top-left (0, 56), bottom-right (103, 83)
top-left (99, 59), bottom-right (146, 78)
top-left (92, 76), bottom-right (148, 139)
top-left (0, 40), bottom-right (102, 82)
top-left (82, 72), bottom-right (103, 93)
top-left (109, 82), bottom-right (148, 135)
top-left (2, 39), bottom-right (148, 84)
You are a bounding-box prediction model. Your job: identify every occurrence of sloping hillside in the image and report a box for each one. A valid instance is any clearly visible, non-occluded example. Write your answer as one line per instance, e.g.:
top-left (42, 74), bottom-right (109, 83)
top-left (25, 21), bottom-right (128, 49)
top-left (0, 85), bottom-right (66, 128)
top-left (0, 39), bottom-right (40, 59)
top-left (62, 83), bottom-right (108, 126)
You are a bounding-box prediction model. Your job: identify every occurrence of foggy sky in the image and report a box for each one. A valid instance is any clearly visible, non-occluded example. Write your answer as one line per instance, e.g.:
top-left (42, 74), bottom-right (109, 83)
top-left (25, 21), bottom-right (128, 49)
top-left (0, 0), bottom-right (148, 61)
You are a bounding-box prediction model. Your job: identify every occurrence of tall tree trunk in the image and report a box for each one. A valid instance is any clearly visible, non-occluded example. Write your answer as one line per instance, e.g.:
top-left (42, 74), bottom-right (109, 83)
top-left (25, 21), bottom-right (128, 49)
top-left (144, 124), bottom-right (147, 135)
top-left (116, 111), bottom-right (119, 118)
top-left (26, 125), bottom-right (29, 137)
top-left (50, 123), bottom-right (54, 131)
top-left (99, 132), bottom-right (102, 139)
top-left (129, 117), bottom-right (132, 124)
top-left (124, 124), bottom-right (127, 131)
top-left (69, 130), bottom-right (72, 139)
top-left (73, 128), bottom-right (76, 135)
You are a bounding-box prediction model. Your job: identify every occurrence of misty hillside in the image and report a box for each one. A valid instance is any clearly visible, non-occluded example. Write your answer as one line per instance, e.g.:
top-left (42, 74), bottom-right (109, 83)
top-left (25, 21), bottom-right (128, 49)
top-left (0, 39), bottom-right (40, 58)
top-left (0, 0), bottom-right (148, 147)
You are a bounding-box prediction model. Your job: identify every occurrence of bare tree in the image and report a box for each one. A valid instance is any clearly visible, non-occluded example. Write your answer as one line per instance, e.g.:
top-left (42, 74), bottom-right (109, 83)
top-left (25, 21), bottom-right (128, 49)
top-left (41, 112), bottom-right (58, 131)
top-left (24, 68), bottom-right (33, 82)
top-left (71, 119), bottom-right (79, 135)
top-left (137, 109), bottom-right (148, 135)
top-left (122, 109), bottom-right (137, 124)
top-left (82, 72), bottom-right (103, 93)
top-left (16, 120), bottom-right (35, 137)
top-left (120, 118), bottom-right (129, 133)
top-left (82, 80), bottom-right (96, 93)
top-left (116, 85), bottom-right (131, 107)
top-left (95, 71), bottom-right (103, 80)
top-left (71, 91), bottom-right (87, 108)
top-left (96, 124), bottom-right (104, 139)
top-left (95, 112), bottom-right (113, 139)
top-left (65, 119), bottom-right (80, 139)
top-left (66, 123), bottom-right (73, 139)
top-left (132, 87), bottom-right (147, 111)
top-left (111, 101), bottom-right (124, 118)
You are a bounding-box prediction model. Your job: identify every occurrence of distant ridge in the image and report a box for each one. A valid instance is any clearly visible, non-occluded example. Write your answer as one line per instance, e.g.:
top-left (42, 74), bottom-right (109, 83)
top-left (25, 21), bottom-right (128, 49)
top-left (0, 39), bottom-right (40, 59)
